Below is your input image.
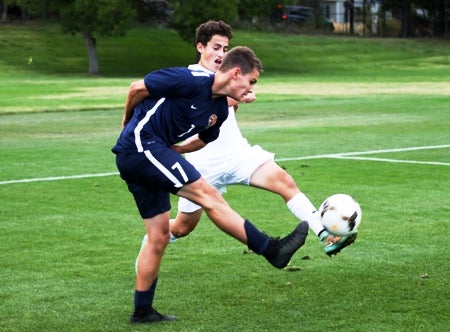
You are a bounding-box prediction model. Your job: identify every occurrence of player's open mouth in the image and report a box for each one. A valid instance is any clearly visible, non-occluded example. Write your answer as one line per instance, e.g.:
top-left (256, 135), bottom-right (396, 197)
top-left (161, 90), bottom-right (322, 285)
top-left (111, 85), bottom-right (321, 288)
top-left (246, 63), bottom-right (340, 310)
top-left (215, 59), bottom-right (222, 65)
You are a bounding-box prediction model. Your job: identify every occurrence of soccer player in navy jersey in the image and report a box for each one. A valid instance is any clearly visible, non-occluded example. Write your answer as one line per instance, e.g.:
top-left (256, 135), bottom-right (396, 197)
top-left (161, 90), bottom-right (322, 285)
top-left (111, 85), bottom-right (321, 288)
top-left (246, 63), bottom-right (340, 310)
top-left (136, 20), bottom-right (357, 258)
top-left (112, 46), bottom-right (309, 324)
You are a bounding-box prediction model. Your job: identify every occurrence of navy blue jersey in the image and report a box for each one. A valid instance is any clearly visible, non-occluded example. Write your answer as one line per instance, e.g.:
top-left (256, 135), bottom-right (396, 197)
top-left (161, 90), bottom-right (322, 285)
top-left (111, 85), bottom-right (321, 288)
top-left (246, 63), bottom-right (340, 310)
top-left (112, 67), bottom-right (229, 154)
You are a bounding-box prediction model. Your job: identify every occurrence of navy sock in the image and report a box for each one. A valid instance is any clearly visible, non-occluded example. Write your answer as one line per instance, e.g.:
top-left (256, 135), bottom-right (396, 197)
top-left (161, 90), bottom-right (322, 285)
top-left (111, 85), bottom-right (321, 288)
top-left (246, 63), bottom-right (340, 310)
top-left (244, 219), bottom-right (270, 254)
top-left (134, 278), bottom-right (158, 310)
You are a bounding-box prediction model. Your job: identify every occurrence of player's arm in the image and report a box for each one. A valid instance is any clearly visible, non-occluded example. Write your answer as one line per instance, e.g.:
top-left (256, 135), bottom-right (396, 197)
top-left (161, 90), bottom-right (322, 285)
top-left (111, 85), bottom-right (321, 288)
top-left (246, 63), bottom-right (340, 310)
top-left (172, 135), bottom-right (206, 154)
top-left (122, 79), bottom-right (149, 128)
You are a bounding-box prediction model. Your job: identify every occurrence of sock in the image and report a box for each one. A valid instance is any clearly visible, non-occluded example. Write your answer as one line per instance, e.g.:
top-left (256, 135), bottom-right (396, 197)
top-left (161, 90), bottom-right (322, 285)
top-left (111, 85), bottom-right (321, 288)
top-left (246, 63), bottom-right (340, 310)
top-left (134, 278), bottom-right (158, 310)
top-left (244, 219), bottom-right (270, 255)
top-left (286, 193), bottom-right (325, 236)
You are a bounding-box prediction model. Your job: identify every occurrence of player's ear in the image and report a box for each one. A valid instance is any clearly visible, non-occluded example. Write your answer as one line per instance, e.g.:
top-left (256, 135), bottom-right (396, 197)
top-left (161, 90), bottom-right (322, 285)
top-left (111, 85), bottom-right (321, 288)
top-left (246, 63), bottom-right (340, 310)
top-left (196, 42), bottom-right (204, 53)
top-left (232, 67), bottom-right (241, 79)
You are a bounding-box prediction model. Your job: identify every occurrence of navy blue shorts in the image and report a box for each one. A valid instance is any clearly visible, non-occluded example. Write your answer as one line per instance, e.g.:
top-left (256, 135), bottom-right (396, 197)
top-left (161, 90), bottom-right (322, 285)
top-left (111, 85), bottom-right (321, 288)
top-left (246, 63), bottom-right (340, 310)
top-left (115, 145), bottom-right (201, 219)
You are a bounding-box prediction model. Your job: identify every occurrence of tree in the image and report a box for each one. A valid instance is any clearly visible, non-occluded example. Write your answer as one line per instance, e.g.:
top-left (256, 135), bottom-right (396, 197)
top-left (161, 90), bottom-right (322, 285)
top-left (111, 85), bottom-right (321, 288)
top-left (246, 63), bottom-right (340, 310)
top-left (15, 0), bottom-right (136, 75)
top-left (170, 0), bottom-right (239, 44)
top-left (59, 0), bottom-right (136, 75)
top-left (382, 0), bottom-right (449, 37)
top-left (1, 0), bottom-right (29, 21)
top-left (237, 0), bottom-right (281, 23)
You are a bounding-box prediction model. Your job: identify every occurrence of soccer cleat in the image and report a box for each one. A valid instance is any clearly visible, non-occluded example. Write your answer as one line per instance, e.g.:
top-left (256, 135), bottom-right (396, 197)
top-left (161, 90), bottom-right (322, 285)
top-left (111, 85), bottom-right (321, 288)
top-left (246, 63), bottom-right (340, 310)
top-left (265, 221), bottom-right (309, 269)
top-left (321, 231), bottom-right (358, 256)
top-left (130, 307), bottom-right (177, 324)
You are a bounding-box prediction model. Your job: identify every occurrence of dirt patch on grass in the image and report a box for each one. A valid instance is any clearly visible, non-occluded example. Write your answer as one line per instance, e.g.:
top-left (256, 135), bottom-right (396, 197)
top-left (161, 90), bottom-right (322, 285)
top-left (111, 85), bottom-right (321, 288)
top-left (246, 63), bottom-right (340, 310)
top-left (37, 87), bottom-right (127, 100)
top-left (257, 82), bottom-right (450, 96)
top-left (36, 83), bottom-right (448, 100)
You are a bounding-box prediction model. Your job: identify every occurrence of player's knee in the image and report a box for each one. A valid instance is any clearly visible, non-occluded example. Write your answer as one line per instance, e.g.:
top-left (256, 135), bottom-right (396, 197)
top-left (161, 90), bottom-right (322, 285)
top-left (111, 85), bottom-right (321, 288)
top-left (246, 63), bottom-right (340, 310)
top-left (172, 225), bottom-right (192, 238)
top-left (171, 219), bottom-right (194, 237)
top-left (171, 211), bottom-right (201, 237)
top-left (201, 189), bottom-right (225, 211)
top-left (145, 236), bottom-right (168, 256)
top-left (193, 184), bottom-right (224, 210)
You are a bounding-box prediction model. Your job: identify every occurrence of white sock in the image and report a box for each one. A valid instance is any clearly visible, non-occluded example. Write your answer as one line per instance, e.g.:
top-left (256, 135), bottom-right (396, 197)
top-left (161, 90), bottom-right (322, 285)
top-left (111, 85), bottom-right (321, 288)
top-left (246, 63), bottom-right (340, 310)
top-left (169, 233), bottom-right (177, 243)
top-left (286, 192), bottom-right (325, 237)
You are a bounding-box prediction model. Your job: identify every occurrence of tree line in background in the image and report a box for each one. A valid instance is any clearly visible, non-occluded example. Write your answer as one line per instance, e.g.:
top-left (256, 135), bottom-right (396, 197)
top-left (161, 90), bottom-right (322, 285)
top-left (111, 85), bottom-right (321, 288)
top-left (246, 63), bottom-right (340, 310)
top-left (1, 0), bottom-right (448, 75)
top-left (380, 0), bottom-right (449, 38)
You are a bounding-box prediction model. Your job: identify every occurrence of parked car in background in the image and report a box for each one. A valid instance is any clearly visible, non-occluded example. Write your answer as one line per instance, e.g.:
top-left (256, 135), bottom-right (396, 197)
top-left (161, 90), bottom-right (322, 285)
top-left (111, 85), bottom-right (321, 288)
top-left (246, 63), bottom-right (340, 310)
top-left (275, 4), bottom-right (334, 31)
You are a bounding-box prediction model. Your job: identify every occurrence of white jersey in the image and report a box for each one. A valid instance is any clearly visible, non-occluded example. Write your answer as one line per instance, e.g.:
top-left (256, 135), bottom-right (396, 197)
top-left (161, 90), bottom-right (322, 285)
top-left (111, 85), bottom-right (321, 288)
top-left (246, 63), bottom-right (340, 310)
top-left (179, 64), bottom-right (274, 213)
top-left (185, 64), bottom-right (250, 166)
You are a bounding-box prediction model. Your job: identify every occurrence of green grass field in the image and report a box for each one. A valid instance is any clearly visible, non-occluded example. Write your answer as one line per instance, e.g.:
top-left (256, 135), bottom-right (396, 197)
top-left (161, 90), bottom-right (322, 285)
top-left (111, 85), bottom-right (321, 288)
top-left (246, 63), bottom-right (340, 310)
top-left (0, 24), bottom-right (449, 331)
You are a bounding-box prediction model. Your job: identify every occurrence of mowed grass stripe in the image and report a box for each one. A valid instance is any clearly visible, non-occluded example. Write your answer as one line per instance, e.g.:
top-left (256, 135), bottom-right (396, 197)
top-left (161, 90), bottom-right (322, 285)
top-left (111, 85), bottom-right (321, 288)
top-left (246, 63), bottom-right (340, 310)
top-left (1, 145), bottom-right (448, 185)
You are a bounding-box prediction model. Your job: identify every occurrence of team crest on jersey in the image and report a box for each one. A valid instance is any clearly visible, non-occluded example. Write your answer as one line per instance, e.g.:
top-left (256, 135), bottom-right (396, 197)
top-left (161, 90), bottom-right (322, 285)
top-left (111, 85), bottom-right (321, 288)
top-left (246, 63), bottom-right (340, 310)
top-left (205, 114), bottom-right (217, 129)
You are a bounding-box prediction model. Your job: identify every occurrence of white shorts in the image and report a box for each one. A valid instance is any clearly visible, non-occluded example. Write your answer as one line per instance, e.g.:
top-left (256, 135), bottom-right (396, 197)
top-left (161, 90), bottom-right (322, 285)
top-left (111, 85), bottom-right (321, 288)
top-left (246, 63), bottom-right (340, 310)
top-left (178, 145), bottom-right (274, 213)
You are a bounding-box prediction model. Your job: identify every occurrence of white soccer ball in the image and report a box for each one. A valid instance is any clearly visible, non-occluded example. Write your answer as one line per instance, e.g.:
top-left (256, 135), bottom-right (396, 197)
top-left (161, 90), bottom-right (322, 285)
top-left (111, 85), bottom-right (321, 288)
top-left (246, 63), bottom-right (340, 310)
top-left (319, 194), bottom-right (362, 236)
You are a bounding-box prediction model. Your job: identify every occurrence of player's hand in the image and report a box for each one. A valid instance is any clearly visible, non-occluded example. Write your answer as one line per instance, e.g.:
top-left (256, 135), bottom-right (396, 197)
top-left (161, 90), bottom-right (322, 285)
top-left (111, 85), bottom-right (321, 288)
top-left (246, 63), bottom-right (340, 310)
top-left (243, 91), bottom-right (256, 103)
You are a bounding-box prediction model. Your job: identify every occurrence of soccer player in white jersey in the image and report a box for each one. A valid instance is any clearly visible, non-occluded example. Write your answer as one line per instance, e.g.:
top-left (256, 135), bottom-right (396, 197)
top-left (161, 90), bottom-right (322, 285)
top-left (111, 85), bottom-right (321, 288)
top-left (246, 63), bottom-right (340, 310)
top-left (135, 20), bottom-right (357, 261)
top-left (114, 46), bottom-right (309, 324)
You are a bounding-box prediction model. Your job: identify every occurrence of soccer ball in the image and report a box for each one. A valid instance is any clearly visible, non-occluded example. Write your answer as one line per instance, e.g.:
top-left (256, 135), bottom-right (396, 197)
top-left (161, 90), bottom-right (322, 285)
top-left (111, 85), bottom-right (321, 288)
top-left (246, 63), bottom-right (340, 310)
top-left (318, 194), bottom-right (362, 236)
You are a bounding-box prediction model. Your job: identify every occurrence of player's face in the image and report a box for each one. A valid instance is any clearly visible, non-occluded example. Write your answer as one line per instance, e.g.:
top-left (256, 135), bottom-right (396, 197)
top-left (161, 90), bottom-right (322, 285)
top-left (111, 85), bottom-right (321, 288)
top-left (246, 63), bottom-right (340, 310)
top-left (228, 68), bottom-right (259, 102)
top-left (197, 35), bottom-right (229, 72)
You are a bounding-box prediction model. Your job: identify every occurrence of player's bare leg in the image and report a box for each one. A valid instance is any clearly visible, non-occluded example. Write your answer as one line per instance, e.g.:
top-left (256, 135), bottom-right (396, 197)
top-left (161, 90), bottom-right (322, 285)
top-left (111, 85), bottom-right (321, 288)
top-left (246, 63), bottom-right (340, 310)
top-left (135, 210), bottom-right (202, 275)
top-left (131, 211), bottom-right (177, 323)
top-left (177, 178), bottom-right (247, 241)
top-left (177, 177), bottom-right (308, 268)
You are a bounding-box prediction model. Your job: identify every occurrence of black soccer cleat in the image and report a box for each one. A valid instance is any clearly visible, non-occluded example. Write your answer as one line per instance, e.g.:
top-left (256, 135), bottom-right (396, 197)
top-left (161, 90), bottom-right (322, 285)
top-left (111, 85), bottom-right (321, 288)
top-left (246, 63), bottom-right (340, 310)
top-left (130, 307), bottom-right (177, 324)
top-left (265, 221), bottom-right (309, 269)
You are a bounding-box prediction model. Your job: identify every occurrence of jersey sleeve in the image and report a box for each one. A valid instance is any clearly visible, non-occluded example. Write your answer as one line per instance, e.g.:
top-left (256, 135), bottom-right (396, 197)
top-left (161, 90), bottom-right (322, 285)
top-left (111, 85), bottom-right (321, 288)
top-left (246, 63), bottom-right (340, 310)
top-left (198, 97), bottom-right (229, 144)
top-left (198, 127), bottom-right (220, 144)
top-left (144, 67), bottom-right (196, 99)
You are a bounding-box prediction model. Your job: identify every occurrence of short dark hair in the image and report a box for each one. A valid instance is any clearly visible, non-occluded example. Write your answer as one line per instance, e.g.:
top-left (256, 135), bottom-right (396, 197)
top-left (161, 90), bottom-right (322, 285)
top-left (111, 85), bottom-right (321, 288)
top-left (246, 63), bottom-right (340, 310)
top-left (195, 20), bottom-right (233, 46)
top-left (220, 46), bottom-right (263, 75)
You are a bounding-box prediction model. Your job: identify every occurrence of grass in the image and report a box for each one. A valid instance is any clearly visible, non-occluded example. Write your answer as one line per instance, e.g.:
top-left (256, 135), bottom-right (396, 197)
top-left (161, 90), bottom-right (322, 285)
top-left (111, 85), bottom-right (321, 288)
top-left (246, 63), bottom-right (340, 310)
top-left (0, 24), bottom-right (449, 331)
top-left (1, 23), bottom-right (449, 114)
